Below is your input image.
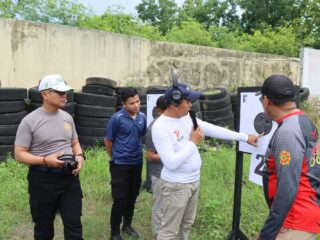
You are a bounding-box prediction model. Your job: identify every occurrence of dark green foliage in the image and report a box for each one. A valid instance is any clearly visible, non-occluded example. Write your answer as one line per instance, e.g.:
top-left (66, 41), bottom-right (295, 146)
top-left (238, 0), bottom-right (299, 33)
top-left (178, 0), bottom-right (222, 28)
top-left (136, 0), bottom-right (178, 35)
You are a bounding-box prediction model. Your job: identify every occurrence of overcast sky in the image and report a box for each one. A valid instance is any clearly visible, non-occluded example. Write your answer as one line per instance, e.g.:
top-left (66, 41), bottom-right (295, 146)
top-left (79, 0), bottom-right (184, 16)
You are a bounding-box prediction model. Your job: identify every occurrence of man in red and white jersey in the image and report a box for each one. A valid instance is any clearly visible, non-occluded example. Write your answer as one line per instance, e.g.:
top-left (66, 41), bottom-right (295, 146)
top-left (257, 75), bottom-right (319, 240)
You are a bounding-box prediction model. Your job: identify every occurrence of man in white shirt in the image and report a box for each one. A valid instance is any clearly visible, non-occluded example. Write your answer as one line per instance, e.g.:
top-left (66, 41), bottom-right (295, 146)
top-left (152, 83), bottom-right (260, 240)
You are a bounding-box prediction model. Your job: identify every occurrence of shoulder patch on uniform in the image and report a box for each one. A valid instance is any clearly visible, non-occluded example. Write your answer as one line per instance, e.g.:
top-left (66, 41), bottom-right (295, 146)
top-left (64, 122), bottom-right (71, 131)
top-left (279, 150), bottom-right (291, 165)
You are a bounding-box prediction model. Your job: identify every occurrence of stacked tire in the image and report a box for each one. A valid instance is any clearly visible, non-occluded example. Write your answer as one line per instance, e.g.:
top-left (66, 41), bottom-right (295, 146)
top-left (191, 100), bottom-right (202, 120)
top-left (200, 88), bottom-right (234, 147)
top-left (75, 77), bottom-right (117, 148)
top-left (300, 87), bottom-right (310, 102)
top-left (28, 87), bottom-right (75, 116)
top-left (0, 88), bottom-right (28, 162)
top-left (137, 87), bottom-right (147, 115)
top-left (115, 87), bottom-right (123, 112)
top-left (230, 93), bottom-right (239, 131)
top-left (200, 88), bottom-right (234, 129)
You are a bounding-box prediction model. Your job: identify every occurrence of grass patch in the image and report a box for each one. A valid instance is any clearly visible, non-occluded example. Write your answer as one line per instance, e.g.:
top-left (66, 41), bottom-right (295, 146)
top-left (1, 144), bottom-right (319, 239)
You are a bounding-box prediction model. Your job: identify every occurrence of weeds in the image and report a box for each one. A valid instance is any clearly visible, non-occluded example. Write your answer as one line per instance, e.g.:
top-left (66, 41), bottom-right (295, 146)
top-left (1, 146), bottom-right (319, 239)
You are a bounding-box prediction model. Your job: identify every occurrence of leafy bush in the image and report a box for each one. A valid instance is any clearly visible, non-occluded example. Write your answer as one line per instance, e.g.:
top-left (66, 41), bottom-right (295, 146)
top-left (235, 25), bottom-right (300, 57)
top-left (209, 26), bottom-right (240, 49)
top-left (80, 12), bottom-right (162, 41)
top-left (165, 20), bottom-right (213, 46)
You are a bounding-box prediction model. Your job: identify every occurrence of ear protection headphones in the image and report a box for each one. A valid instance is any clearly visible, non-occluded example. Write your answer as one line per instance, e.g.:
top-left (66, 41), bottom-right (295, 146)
top-left (171, 69), bottom-right (182, 105)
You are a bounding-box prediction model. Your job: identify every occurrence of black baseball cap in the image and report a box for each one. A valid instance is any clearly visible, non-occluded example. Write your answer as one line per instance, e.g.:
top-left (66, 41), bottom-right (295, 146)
top-left (255, 75), bottom-right (296, 103)
top-left (156, 95), bottom-right (168, 110)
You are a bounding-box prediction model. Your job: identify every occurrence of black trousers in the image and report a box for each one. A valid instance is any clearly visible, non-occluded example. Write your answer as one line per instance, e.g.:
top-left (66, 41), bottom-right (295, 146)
top-left (109, 162), bottom-right (142, 236)
top-left (28, 168), bottom-right (83, 240)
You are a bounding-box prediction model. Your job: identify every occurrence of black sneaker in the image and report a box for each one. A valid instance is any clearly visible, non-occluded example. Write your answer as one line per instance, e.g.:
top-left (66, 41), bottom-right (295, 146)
top-left (110, 234), bottom-right (122, 240)
top-left (122, 226), bottom-right (139, 238)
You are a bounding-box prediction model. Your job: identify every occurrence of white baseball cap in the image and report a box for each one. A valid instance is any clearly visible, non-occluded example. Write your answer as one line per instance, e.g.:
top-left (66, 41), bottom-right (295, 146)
top-left (38, 74), bottom-right (72, 92)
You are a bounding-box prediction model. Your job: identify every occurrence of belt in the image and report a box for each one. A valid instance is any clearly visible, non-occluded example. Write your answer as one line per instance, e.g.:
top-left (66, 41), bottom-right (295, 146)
top-left (30, 166), bottom-right (65, 174)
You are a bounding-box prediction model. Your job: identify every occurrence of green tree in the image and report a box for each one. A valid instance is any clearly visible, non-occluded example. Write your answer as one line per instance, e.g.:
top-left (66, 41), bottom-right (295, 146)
top-left (178, 0), bottom-right (239, 29)
top-left (292, 0), bottom-right (320, 49)
top-left (165, 20), bottom-right (213, 46)
top-left (0, 0), bottom-right (89, 26)
top-left (220, 0), bottom-right (240, 30)
top-left (136, 0), bottom-right (178, 35)
top-left (136, 0), bottom-right (159, 24)
top-left (236, 0), bottom-right (320, 49)
top-left (178, 0), bottom-right (217, 27)
top-left (0, 0), bottom-right (17, 18)
top-left (238, 0), bottom-right (302, 33)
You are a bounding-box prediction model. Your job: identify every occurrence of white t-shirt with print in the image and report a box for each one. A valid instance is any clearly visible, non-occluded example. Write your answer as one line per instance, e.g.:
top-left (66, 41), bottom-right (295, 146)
top-left (152, 113), bottom-right (248, 183)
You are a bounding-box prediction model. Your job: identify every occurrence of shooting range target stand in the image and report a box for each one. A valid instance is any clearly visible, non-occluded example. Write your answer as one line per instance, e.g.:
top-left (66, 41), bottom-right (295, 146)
top-left (227, 87), bottom-right (276, 240)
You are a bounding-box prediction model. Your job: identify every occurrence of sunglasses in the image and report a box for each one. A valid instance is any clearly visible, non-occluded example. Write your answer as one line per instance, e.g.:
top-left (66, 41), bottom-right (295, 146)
top-left (49, 89), bottom-right (67, 96)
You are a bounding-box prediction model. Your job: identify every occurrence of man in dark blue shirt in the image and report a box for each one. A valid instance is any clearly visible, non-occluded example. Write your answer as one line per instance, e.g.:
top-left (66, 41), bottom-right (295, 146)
top-left (104, 87), bottom-right (146, 240)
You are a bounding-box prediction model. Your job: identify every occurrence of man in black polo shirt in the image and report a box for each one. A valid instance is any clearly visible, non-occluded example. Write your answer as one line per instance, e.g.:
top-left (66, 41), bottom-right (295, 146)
top-left (104, 87), bottom-right (147, 240)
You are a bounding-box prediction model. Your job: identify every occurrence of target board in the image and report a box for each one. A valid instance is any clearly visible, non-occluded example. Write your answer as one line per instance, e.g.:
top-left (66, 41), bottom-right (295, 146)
top-left (236, 87), bottom-right (277, 186)
top-left (146, 94), bottom-right (164, 127)
top-left (237, 88), bottom-right (278, 155)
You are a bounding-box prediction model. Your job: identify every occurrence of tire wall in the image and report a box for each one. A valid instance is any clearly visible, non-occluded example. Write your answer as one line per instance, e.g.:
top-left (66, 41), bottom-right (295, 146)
top-left (199, 88), bottom-right (234, 146)
top-left (75, 78), bottom-right (118, 148)
top-left (0, 88), bottom-right (27, 162)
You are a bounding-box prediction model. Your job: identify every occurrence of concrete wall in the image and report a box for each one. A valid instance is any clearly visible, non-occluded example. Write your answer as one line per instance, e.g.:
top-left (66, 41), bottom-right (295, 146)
top-left (0, 18), bottom-right (301, 91)
top-left (300, 48), bottom-right (320, 97)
